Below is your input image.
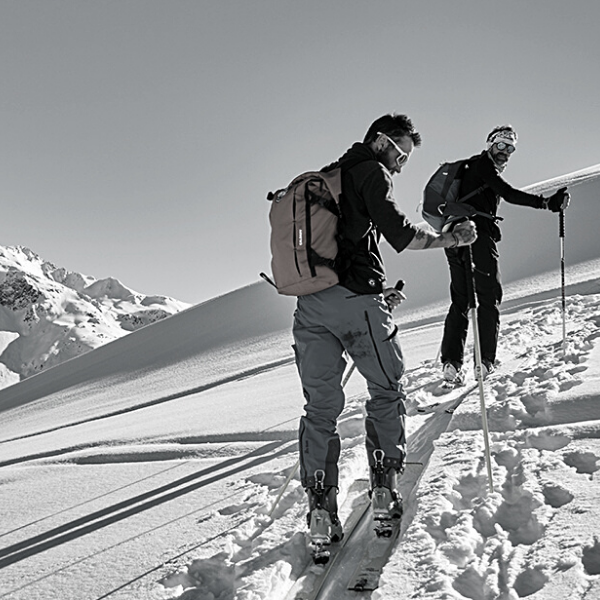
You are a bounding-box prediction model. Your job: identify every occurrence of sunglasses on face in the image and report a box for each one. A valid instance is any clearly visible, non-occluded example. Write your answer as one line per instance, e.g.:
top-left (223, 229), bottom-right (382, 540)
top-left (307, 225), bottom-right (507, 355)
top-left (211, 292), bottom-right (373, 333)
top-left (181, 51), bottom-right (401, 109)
top-left (377, 132), bottom-right (409, 166)
top-left (495, 141), bottom-right (516, 153)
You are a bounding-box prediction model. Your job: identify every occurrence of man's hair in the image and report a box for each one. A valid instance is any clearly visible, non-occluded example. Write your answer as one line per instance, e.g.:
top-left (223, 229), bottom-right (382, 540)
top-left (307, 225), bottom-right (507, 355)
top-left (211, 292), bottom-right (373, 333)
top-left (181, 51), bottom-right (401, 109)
top-left (363, 114), bottom-right (422, 147)
top-left (486, 124), bottom-right (516, 142)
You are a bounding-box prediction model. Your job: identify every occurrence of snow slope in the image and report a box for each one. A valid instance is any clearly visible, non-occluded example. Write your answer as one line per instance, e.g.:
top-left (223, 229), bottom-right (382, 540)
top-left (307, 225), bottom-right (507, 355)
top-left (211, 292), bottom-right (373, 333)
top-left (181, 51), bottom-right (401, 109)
top-left (0, 258), bottom-right (599, 600)
top-left (0, 246), bottom-right (190, 386)
top-left (1, 170), bottom-right (600, 600)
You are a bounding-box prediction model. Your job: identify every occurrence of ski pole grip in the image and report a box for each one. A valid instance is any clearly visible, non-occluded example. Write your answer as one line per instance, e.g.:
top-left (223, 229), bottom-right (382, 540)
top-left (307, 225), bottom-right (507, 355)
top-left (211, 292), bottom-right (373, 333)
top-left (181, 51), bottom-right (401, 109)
top-left (384, 279), bottom-right (406, 309)
top-left (559, 209), bottom-right (565, 238)
top-left (260, 272), bottom-right (277, 289)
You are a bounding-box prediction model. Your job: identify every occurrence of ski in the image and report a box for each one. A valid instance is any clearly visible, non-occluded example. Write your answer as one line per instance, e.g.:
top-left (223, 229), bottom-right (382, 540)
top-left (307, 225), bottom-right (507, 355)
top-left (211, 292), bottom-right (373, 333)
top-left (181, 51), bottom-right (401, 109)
top-left (439, 376), bottom-right (466, 392)
top-left (416, 401), bottom-right (440, 414)
top-left (347, 450), bottom-right (403, 591)
top-left (445, 383), bottom-right (478, 412)
top-left (416, 382), bottom-right (479, 415)
top-left (288, 479), bottom-right (371, 600)
top-left (347, 512), bottom-right (402, 591)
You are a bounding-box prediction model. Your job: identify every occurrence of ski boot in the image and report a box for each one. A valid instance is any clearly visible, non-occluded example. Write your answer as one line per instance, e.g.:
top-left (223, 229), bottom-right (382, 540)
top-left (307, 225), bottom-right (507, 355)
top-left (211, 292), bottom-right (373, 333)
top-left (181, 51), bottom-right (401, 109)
top-left (306, 470), bottom-right (342, 564)
top-left (443, 361), bottom-right (465, 386)
top-left (370, 450), bottom-right (403, 538)
top-left (476, 359), bottom-right (495, 381)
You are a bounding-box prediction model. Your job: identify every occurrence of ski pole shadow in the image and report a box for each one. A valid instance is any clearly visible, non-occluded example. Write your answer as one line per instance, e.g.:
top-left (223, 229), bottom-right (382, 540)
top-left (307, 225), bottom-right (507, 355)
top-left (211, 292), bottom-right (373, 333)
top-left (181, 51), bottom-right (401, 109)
top-left (0, 440), bottom-right (296, 570)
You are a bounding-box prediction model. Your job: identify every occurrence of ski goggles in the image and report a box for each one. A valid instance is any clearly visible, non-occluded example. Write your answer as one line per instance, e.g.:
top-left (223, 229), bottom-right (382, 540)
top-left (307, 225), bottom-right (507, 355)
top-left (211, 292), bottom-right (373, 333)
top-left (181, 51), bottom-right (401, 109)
top-left (377, 132), bottom-right (409, 166)
top-left (495, 141), bottom-right (516, 153)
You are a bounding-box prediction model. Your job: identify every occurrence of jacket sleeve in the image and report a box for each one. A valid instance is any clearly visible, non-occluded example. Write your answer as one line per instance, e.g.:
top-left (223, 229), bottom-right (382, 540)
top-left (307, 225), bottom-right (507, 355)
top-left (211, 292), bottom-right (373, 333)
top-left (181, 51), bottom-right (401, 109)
top-left (475, 155), bottom-right (545, 209)
top-left (358, 164), bottom-right (418, 253)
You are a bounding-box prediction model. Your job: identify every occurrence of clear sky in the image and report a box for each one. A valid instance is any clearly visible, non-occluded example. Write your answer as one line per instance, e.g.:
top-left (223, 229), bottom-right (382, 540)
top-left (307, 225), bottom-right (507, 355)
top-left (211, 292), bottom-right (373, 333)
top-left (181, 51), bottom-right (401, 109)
top-left (1, 0), bottom-right (599, 305)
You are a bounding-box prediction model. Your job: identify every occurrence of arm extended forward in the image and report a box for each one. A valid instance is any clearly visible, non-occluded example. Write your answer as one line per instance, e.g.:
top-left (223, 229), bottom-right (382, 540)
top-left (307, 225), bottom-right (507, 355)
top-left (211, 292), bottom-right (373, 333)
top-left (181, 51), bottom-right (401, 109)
top-left (406, 220), bottom-right (477, 250)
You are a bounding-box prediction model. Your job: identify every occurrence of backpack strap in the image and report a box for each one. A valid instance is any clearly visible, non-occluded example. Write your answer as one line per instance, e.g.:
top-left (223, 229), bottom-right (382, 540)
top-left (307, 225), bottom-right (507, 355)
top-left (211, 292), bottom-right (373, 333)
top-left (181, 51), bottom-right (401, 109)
top-left (441, 201), bottom-right (501, 222)
top-left (304, 179), bottom-right (341, 217)
top-left (314, 156), bottom-right (370, 274)
top-left (444, 161), bottom-right (497, 222)
top-left (456, 183), bottom-right (488, 205)
top-left (442, 161), bottom-right (498, 223)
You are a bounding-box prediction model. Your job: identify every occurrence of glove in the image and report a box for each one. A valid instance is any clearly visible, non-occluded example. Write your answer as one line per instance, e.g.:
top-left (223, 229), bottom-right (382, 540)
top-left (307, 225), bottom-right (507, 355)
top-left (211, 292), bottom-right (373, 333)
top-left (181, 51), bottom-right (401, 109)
top-left (543, 187), bottom-right (570, 212)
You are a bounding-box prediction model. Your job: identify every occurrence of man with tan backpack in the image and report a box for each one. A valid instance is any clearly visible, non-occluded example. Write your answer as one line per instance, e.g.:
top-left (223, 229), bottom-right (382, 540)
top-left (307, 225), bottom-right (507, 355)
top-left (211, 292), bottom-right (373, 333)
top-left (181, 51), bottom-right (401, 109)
top-left (267, 113), bottom-right (476, 562)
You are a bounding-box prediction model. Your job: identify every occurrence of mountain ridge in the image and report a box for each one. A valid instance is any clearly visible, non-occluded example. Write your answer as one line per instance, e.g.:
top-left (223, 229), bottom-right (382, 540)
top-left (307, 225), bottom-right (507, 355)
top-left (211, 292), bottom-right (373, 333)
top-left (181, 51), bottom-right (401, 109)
top-left (0, 245), bottom-right (190, 387)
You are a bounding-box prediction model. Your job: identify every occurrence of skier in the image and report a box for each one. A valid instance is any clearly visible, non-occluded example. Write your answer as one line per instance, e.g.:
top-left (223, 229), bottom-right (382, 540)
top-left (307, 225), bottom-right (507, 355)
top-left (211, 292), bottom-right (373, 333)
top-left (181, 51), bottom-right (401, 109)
top-left (440, 125), bottom-right (570, 385)
top-left (292, 114), bottom-right (477, 554)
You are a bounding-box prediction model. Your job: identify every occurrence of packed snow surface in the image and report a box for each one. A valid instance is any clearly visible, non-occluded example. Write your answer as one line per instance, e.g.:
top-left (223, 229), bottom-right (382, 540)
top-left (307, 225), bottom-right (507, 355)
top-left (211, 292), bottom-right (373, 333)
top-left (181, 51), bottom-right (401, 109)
top-left (0, 256), bottom-right (599, 600)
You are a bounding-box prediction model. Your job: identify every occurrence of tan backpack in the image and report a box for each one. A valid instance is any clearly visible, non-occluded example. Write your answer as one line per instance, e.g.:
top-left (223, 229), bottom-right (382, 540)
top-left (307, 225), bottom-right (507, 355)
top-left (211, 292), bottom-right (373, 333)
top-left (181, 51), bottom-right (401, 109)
top-left (267, 168), bottom-right (345, 296)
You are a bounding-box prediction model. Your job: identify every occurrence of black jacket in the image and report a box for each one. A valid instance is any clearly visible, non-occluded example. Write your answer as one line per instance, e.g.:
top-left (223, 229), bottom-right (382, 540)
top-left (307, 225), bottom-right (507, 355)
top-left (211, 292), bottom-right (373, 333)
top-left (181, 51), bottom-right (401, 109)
top-left (322, 143), bottom-right (417, 295)
top-left (460, 151), bottom-right (545, 241)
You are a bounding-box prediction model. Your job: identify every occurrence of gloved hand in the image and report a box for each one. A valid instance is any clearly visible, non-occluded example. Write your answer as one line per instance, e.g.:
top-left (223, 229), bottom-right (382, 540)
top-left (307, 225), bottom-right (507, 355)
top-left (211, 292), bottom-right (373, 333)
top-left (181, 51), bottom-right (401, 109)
top-left (544, 187), bottom-right (570, 212)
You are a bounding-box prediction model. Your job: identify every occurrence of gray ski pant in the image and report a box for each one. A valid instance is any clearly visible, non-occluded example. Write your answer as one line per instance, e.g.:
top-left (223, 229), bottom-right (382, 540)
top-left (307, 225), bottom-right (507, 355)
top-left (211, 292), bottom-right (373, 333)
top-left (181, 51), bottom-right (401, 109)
top-left (292, 285), bottom-right (407, 489)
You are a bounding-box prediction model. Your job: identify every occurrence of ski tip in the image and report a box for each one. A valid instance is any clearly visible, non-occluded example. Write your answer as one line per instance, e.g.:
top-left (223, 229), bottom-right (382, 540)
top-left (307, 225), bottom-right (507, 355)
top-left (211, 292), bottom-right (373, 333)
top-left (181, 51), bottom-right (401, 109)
top-left (349, 577), bottom-right (368, 591)
top-left (312, 553), bottom-right (330, 565)
top-left (348, 570), bottom-right (381, 591)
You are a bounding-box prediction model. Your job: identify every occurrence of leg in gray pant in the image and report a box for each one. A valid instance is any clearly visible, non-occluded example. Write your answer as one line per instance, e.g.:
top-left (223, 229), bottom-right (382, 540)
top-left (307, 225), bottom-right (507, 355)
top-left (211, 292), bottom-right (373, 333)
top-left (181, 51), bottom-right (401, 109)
top-left (293, 285), bottom-right (407, 489)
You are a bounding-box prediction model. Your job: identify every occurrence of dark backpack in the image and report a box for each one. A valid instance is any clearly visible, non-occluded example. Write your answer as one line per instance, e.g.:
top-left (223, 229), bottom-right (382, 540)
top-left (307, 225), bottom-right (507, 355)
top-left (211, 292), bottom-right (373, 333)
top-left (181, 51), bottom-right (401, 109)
top-left (267, 167), bottom-right (345, 296)
top-left (422, 160), bottom-right (489, 233)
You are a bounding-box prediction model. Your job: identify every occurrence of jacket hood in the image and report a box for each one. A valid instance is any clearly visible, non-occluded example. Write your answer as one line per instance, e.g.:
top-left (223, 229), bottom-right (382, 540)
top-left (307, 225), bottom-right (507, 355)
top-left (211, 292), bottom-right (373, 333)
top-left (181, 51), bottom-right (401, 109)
top-left (321, 142), bottom-right (380, 173)
top-left (339, 142), bottom-right (379, 165)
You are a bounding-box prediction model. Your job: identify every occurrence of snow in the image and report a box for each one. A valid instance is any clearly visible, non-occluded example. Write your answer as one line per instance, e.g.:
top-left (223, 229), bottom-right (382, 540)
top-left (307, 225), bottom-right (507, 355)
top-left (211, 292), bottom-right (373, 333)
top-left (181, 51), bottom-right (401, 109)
top-left (1, 180), bottom-right (600, 599)
top-left (523, 163), bottom-right (600, 195)
top-left (0, 246), bottom-right (190, 384)
top-left (377, 297), bottom-right (600, 599)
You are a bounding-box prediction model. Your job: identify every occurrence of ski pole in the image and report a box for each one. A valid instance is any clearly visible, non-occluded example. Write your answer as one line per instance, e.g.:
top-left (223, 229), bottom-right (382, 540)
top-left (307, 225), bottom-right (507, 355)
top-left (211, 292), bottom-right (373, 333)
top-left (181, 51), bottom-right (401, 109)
top-left (341, 360), bottom-right (356, 388)
top-left (384, 279), bottom-right (407, 309)
top-left (465, 246), bottom-right (495, 494)
top-left (267, 461), bottom-right (299, 518)
top-left (259, 271), bottom-right (277, 289)
top-left (559, 209), bottom-right (566, 356)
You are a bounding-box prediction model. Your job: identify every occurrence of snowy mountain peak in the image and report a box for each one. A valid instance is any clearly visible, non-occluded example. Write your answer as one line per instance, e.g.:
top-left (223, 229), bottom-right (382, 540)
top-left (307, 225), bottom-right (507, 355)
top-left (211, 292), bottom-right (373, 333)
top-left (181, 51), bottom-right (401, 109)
top-left (82, 277), bottom-right (139, 302)
top-left (0, 245), bottom-right (190, 387)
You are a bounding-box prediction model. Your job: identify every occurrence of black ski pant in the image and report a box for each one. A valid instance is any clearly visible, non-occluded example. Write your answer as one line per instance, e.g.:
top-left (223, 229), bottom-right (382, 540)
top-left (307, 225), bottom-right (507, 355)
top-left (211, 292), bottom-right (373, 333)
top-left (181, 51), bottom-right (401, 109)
top-left (441, 234), bottom-right (503, 368)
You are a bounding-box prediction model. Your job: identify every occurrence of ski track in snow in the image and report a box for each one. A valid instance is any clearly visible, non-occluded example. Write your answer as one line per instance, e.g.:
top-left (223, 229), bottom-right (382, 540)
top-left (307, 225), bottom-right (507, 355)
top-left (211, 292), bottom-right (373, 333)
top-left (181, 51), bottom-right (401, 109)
top-left (0, 355), bottom-right (295, 451)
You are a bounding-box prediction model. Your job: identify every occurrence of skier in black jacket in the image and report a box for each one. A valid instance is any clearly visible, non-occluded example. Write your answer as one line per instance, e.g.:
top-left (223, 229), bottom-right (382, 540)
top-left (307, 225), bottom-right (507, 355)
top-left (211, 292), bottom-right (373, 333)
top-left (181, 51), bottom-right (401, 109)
top-left (440, 125), bottom-right (570, 385)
